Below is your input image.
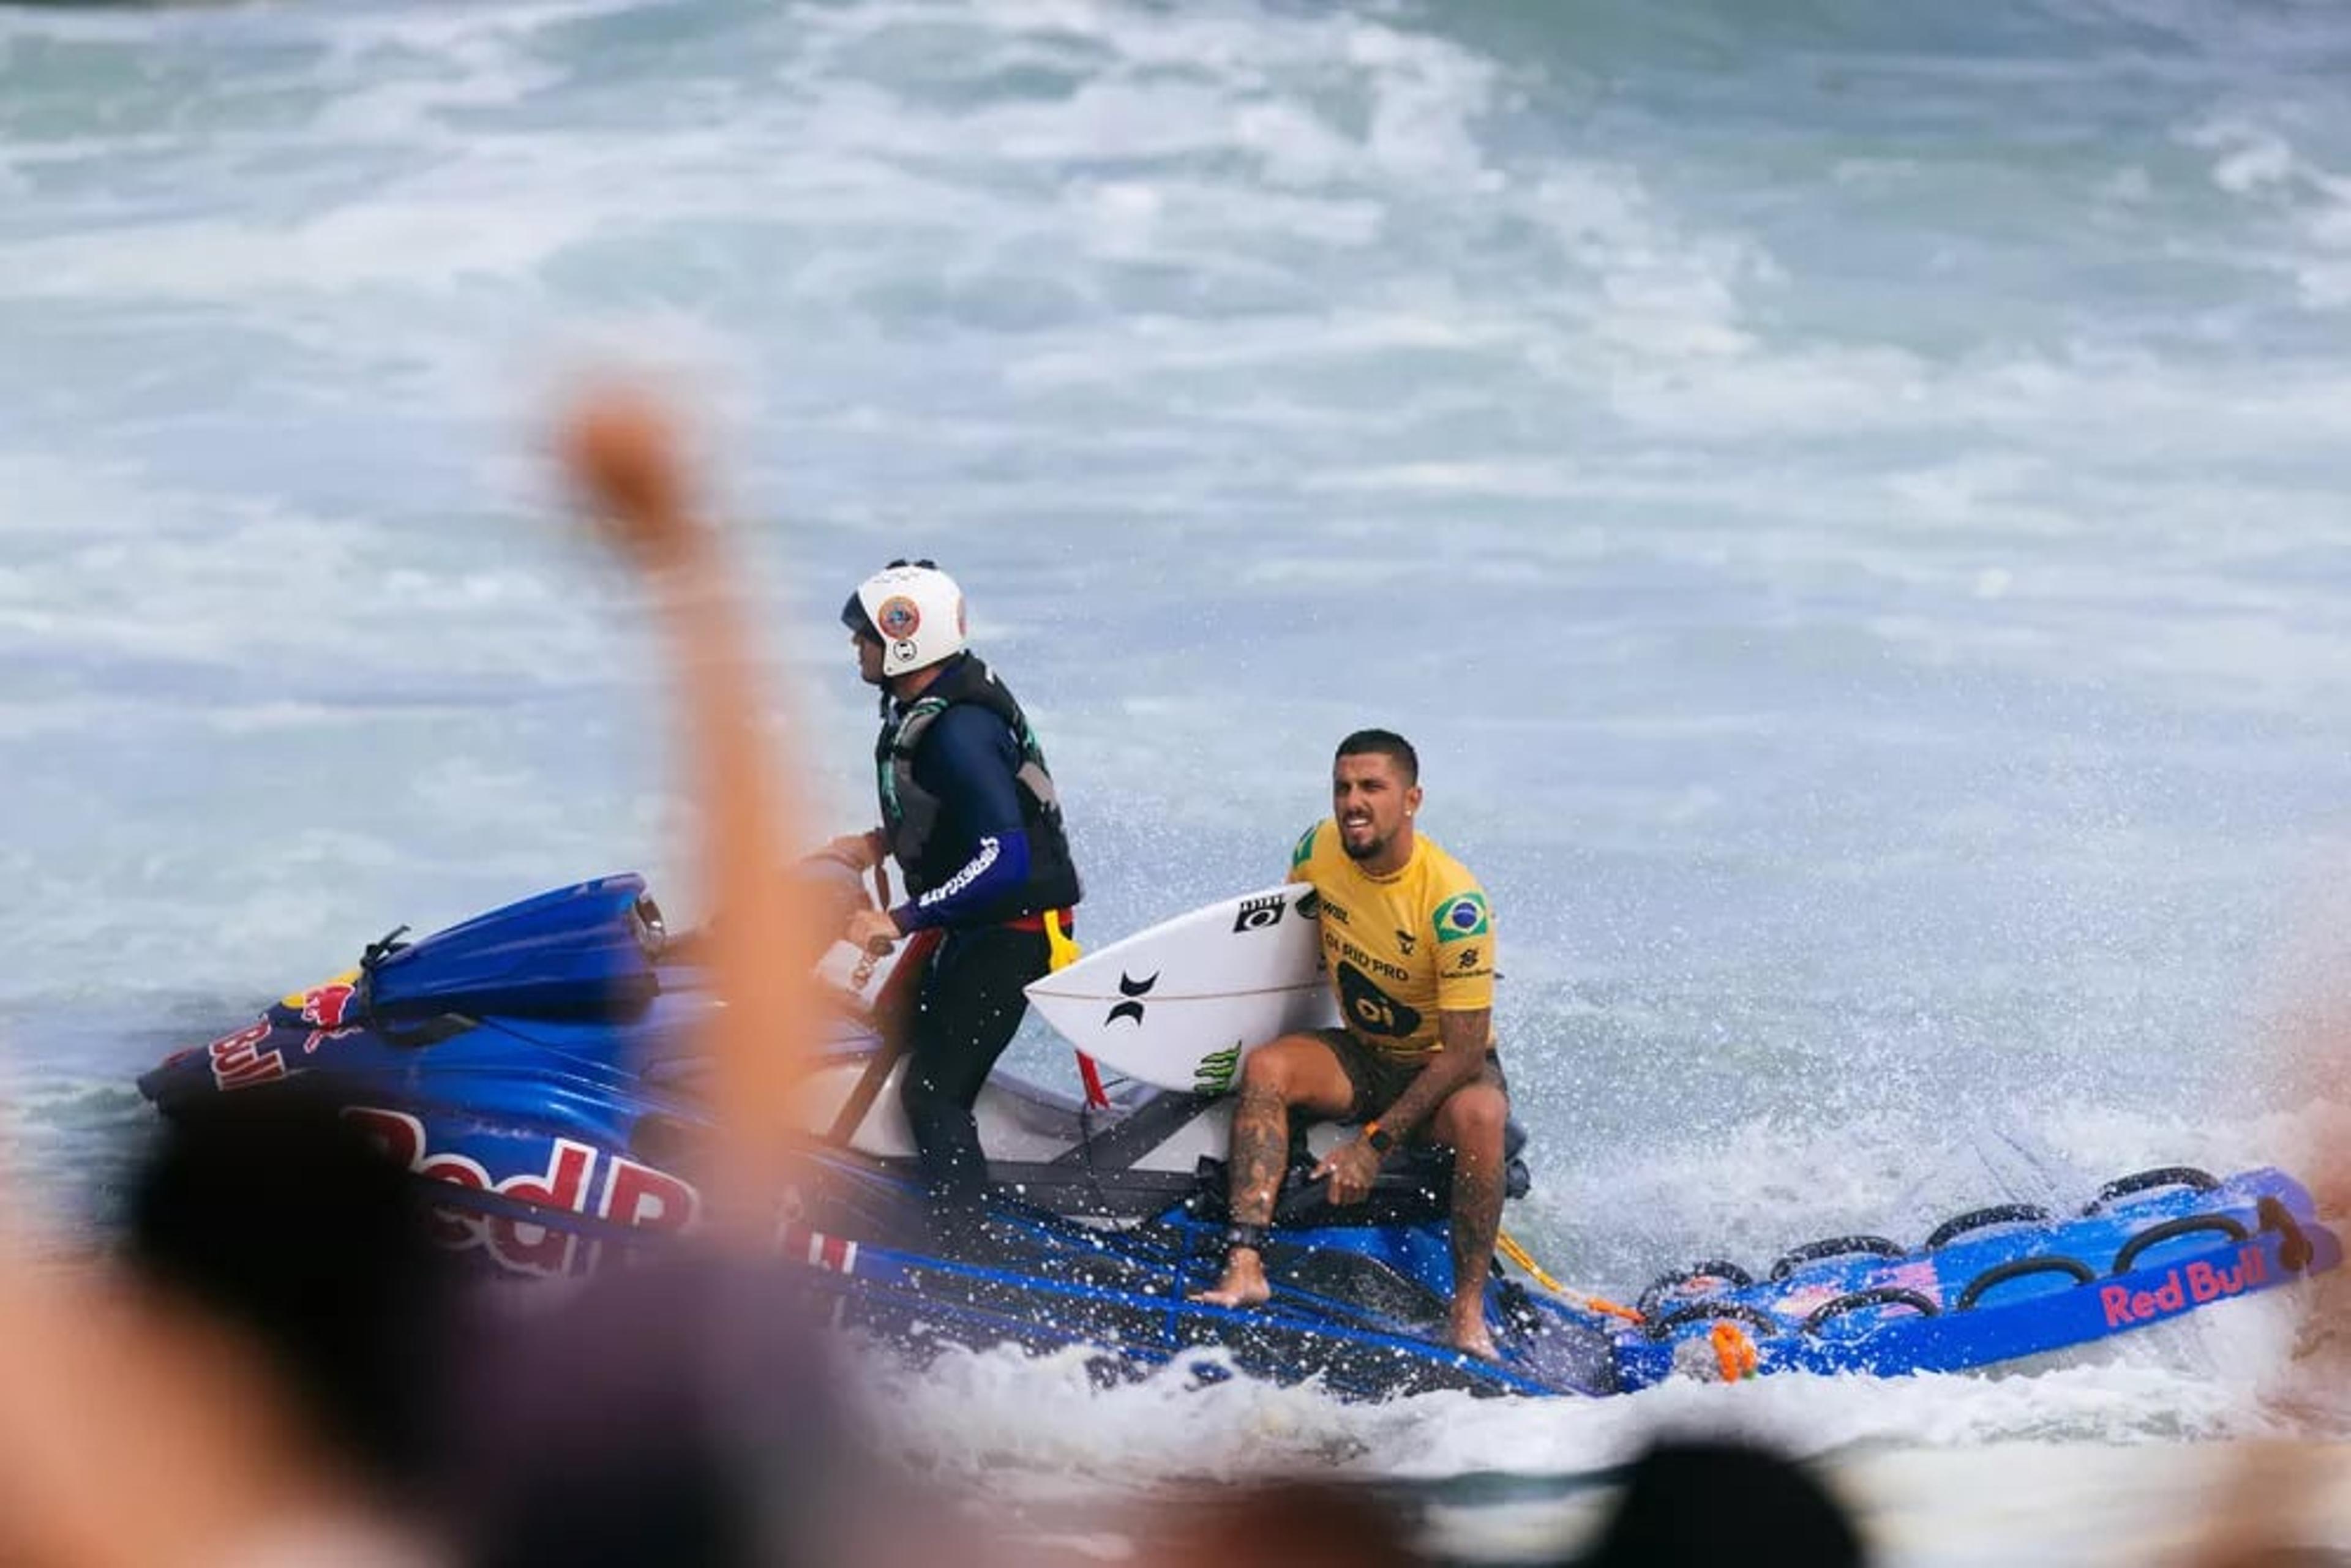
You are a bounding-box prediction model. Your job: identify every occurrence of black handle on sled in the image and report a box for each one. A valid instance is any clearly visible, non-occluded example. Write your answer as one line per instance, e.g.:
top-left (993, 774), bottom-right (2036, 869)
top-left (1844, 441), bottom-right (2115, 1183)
top-left (1272, 1174), bottom-right (1330, 1226)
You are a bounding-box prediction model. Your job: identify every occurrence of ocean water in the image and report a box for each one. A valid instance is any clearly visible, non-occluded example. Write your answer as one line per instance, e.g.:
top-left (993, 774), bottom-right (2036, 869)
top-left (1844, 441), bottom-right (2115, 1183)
top-left (5, 0), bottom-right (2351, 1559)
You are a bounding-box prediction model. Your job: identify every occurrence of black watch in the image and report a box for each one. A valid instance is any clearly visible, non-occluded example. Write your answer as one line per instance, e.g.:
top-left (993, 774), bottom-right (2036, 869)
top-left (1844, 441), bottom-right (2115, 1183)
top-left (1365, 1122), bottom-right (1396, 1154)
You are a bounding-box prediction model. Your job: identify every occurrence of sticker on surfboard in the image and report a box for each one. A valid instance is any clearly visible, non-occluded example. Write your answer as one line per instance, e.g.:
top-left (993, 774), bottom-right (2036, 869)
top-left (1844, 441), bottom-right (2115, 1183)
top-left (1024, 883), bottom-right (1336, 1093)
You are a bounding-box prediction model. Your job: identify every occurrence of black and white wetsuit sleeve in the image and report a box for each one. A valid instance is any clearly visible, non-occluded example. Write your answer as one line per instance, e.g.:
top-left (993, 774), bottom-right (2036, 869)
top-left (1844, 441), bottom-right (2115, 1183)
top-left (889, 703), bottom-right (1032, 932)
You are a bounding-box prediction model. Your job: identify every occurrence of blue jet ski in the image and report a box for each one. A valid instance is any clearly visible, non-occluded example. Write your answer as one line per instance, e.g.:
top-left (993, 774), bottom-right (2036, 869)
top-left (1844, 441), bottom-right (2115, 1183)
top-left (137, 874), bottom-right (2341, 1399)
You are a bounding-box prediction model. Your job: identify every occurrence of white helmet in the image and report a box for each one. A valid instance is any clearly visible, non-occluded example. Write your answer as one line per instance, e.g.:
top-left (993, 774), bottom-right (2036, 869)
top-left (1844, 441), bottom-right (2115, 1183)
top-left (840, 558), bottom-right (967, 678)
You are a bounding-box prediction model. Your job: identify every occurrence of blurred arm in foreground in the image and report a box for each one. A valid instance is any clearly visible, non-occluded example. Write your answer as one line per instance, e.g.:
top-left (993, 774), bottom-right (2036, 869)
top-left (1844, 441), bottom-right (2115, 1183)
top-left (432, 386), bottom-right (959, 1568)
top-left (559, 386), bottom-right (822, 1229)
top-left (2180, 868), bottom-right (2351, 1567)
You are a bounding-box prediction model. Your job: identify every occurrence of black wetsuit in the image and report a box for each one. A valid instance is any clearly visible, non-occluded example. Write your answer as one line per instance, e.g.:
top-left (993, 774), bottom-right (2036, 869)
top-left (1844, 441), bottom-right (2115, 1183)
top-left (876, 654), bottom-right (1080, 1207)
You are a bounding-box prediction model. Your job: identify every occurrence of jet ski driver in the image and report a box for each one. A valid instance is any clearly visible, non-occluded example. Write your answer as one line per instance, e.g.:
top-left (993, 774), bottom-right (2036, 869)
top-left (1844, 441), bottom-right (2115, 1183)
top-left (824, 561), bottom-right (1083, 1221)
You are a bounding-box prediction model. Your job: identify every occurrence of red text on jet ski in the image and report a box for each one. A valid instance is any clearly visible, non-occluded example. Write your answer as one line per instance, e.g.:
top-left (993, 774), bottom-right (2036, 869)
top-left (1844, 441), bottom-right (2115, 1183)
top-left (206, 1021), bottom-right (286, 1091)
top-left (345, 1108), bottom-right (699, 1276)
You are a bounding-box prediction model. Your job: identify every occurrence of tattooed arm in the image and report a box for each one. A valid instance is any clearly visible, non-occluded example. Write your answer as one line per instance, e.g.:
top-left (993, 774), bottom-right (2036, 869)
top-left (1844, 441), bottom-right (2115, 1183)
top-left (1370, 1008), bottom-right (1490, 1141)
top-left (1313, 1008), bottom-right (1490, 1204)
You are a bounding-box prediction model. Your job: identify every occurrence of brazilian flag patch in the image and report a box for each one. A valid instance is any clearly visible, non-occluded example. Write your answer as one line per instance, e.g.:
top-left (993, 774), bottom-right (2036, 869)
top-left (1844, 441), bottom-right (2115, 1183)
top-left (1434, 890), bottom-right (1490, 943)
top-left (1291, 823), bottom-right (1320, 869)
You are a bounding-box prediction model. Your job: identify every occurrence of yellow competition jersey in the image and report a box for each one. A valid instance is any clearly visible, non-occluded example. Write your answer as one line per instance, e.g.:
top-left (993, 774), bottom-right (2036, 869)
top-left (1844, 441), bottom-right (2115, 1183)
top-left (1288, 820), bottom-right (1495, 1061)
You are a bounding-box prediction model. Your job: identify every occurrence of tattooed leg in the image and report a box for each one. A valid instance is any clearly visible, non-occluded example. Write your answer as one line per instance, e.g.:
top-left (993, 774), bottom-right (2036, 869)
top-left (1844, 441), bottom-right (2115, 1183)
top-left (1226, 1082), bottom-right (1289, 1226)
top-left (1438, 1084), bottom-right (1507, 1359)
top-left (1447, 1146), bottom-right (1503, 1359)
top-left (1191, 1082), bottom-right (1289, 1308)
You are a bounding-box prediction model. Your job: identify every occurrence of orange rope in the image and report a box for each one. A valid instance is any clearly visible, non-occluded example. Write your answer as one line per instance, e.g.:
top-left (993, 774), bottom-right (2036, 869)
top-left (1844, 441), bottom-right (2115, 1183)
top-left (1496, 1229), bottom-right (1646, 1324)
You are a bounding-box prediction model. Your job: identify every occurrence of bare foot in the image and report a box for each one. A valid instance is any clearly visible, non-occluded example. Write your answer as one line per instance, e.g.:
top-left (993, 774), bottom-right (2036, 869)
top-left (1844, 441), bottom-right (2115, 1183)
top-left (1449, 1300), bottom-right (1499, 1360)
top-left (1191, 1251), bottom-right (1272, 1309)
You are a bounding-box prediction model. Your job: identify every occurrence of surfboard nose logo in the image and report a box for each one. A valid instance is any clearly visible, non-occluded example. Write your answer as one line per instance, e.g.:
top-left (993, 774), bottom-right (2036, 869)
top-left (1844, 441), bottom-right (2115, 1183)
top-left (1232, 895), bottom-right (1285, 934)
top-left (1105, 971), bottom-right (1158, 1026)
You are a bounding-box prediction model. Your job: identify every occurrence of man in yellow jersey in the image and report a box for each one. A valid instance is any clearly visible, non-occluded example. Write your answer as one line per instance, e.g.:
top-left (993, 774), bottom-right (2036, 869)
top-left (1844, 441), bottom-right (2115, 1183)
top-left (1192, 729), bottom-right (1508, 1359)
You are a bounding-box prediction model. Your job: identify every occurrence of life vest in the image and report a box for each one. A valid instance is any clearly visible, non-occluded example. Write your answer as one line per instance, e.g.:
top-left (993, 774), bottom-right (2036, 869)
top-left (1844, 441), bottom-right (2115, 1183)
top-left (874, 653), bottom-right (1082, 921)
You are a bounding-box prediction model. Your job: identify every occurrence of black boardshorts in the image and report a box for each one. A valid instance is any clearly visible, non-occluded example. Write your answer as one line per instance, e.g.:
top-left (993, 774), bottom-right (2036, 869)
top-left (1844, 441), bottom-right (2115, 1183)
top-left (1307, 1026), bottom-right (1507, 1130)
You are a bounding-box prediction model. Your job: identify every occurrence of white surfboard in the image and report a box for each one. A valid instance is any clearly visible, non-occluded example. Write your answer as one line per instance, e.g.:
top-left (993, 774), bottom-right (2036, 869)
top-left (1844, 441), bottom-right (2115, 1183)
top-left (1025, 883), bottom-right (1338, 1094)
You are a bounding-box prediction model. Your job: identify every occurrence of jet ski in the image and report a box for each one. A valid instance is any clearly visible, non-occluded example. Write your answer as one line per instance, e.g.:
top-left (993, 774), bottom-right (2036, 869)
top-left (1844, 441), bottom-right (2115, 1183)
top-left (136, 873), bottom-right (2342, 1400)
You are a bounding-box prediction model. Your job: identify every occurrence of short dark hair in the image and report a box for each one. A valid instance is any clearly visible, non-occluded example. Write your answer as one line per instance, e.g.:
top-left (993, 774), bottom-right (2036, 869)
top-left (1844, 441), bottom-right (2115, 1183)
top-left (1335, 729), bottom-right (1419, 786)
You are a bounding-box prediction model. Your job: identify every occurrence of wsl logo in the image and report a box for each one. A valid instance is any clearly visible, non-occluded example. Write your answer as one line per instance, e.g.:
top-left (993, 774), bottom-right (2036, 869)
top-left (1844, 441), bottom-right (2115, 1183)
top-left (1193, 1041), bottom-right (1242, 1095)
top-left (1104, 971), bottom-right (1158, 1027)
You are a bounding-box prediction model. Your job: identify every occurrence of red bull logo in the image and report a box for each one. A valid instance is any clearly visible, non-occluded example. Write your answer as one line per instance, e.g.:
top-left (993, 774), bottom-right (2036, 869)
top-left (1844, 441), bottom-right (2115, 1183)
top-left (2100, 1244), bottom-right (2270, 1327)
top-left (345, 1108), bottom-right (702, 1277)
top-left (207, 1021), bottom-right (286, 1091)
top-left (300, 981), bottom-right (356, 1030)
top-left (336, 1110), bottom-right (852, 1283)
top-left (299, 981), bottom-right (361, 1054)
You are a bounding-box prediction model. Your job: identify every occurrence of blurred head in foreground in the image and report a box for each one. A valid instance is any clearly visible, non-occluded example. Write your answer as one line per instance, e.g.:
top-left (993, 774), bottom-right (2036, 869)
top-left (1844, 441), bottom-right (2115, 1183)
top-left (433, 1250), bottom-right (913, 1568)
top-left (1580, 1438), bottom-right (1867, 1567)
top-left (124, 1079), bottom-right (457, 1498)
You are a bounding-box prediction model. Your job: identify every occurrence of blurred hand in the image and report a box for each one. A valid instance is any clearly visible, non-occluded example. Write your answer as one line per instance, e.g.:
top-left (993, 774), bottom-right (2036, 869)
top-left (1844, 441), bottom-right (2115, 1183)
top-left (820, 833), bottom-right (882, 873)
top-left (0, 1270), bottom-right (388, 1568)
top-left (843, 907), bottom-right (902, 956)
top-left (560, 386), bottom-right (696, 574)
